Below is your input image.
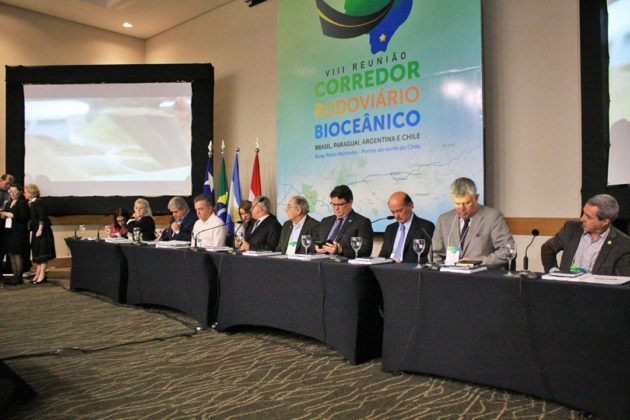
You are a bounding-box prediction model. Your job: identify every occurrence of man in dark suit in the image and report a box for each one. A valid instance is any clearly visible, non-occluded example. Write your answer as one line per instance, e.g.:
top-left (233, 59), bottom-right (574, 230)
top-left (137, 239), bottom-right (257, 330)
top-left (159, 196), bottom-right (198, 242)
top-left (276, 195), bottom-right (320, 254)
top-left (315, 185), bottom-right (373, 258)
top-left (238, 195), bottom-right (282, 251)
top-left (379, 192), bottom-right (435, 263)
top-left (541, 194), bottom-right (630, 275)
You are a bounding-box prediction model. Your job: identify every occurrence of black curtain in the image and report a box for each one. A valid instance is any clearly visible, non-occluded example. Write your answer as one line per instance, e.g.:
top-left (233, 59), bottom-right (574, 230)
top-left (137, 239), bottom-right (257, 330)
top-left (4, 63), bottom-right (213, 216)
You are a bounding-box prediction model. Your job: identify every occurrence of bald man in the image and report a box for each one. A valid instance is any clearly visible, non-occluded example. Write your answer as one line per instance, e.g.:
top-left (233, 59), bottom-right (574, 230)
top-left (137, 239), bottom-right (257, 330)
top-left (378, 192), bottom-right (435, 263)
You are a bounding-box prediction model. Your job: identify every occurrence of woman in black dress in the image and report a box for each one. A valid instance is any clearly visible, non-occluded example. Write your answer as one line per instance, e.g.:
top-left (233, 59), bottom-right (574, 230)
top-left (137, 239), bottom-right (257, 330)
top-left (24, 184), bottom-right (56, 284)
top-left (0, 184), bottom-right (30, 284)
top-left (126, 198), bottom-right (156, 241)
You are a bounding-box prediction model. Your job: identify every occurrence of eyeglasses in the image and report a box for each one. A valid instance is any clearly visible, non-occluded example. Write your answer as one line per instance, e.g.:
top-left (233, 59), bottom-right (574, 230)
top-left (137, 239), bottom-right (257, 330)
top-left (330, 201), bottom-right (348, 208)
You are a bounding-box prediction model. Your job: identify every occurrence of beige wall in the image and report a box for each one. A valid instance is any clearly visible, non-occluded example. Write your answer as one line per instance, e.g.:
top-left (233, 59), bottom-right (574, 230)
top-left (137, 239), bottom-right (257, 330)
top-left (0, 0), bottom-right (583, 270)
top-left (146, 0), bottom-right (277, 207)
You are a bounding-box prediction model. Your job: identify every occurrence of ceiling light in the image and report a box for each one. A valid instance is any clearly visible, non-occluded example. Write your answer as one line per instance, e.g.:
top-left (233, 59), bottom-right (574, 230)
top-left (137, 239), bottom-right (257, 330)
top-left (122, 22), bottom-right (133, 28)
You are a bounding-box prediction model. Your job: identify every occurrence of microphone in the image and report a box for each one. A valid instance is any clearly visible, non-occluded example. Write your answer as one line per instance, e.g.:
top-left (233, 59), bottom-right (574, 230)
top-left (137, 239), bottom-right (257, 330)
top-left (523, 228), bottom-right (539, 271)
top-left (190, 223), bottom-right (227, 251)
top-left (372, 215), bottom-right (395, 223)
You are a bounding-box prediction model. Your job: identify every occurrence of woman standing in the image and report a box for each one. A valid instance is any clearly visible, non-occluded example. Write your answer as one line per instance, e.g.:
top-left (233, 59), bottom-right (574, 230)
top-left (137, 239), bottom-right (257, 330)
top-left (126, 198), bottom-right (156, 241)
top-left (0, 184), bottom-right (30, 285)
top-left (24, 184), bottom-right (56, 284)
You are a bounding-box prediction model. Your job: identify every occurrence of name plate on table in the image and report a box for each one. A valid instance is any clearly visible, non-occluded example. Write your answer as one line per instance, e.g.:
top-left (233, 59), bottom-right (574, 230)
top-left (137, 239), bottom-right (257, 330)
top-left (287, 254), bottom-right (330, 261)
top-left (155, 240), bottom-right (190, 248)
top-left (242, 251), bottom-right (283, 257)
top-left (348, 257), bottom-right (393, 265)
top-left (104, 238), bottom-right (134, 243)
top-left (204, 246), bottom-right (232, 252)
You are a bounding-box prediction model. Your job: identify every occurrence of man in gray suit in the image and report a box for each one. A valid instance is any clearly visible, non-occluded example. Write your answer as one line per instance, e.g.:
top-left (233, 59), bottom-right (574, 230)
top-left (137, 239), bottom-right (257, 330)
top-left (276, 195), bottom-right (320, 255)
top-left (432, 177), bottom-right (514, 266)
top-left (541, 194), bottom-right (630, 275)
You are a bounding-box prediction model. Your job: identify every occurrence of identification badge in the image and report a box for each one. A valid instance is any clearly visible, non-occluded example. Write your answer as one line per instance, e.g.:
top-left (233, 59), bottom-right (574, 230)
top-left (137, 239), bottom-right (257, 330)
top-left (445, 246), bottom-right (460, 265)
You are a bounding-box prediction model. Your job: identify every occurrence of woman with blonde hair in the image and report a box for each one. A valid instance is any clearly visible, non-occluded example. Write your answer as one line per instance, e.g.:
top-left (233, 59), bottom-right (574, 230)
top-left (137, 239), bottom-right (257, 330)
top-left (24, 184), bottom-right (56, 284)
top-left (126, 198), bottom-right (156, 241)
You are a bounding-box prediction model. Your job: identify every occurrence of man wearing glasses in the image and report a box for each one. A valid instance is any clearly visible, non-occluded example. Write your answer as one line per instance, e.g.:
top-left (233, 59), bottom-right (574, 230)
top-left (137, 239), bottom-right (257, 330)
top-left (315, 185), bottom-right (373, 258)
top-left (276, 195), bottom-right (320, 255)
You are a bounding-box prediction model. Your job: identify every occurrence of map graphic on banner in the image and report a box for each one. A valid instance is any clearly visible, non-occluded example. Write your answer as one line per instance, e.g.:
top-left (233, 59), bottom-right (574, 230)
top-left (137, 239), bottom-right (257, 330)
top-left (277, 0), bottom-right (483, 231)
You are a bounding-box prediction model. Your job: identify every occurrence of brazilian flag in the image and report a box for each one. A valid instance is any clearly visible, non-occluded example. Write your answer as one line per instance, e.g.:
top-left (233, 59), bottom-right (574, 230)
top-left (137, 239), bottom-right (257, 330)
top-left (216, 155), bottom-right (228, 223)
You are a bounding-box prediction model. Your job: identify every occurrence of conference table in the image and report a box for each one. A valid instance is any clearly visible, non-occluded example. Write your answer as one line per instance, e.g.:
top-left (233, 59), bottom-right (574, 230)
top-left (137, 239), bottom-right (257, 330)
top-left (121, 245), bottom-right (218, 329)
top-left (65, 238), bottom-right (128, 303)
top-left (371, 264), bottom-right (630, 420)
top-left (209, 253), bottom-right (383, 365)
top-left (65, 240), bottom-right (383, 364)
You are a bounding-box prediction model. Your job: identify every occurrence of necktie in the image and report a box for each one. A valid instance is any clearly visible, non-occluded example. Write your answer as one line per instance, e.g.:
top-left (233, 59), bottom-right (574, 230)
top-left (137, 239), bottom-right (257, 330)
top-left (327, 218), bottom-right (343, 241)
top-left (460, 218), bottom-right (470, 249)
top-left (252, 219), bottom-right (261, 232)
top-left (394, 223), bottom-right (406, 260)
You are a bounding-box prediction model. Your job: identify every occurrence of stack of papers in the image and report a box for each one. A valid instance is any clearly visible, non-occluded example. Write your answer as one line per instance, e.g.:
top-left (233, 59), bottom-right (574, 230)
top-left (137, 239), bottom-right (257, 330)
top-left (242, 250), bottom-right (282, 257)
top-left (348, 257), bottom-right (393, 265)
top-left (440, 265), bottom-right (488, 274)
top-left (155, 240), bottom-right (190, 248)
top-left (287, 253), bottom-right (330, 261)
top-left (454, 260), bottom-right (483, 268)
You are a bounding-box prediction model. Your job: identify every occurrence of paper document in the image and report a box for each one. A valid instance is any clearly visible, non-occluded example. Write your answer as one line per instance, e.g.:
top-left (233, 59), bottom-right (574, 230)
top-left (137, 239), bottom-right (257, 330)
top-left (541, 273), bottom-right (630, 285)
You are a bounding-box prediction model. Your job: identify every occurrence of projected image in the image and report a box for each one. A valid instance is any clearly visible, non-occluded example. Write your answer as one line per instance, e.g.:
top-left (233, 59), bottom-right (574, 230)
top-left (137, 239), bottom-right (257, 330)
top-left (608, 0), bottom-right (630, 185)
top-left (24, 83), bottom-right (193, 197)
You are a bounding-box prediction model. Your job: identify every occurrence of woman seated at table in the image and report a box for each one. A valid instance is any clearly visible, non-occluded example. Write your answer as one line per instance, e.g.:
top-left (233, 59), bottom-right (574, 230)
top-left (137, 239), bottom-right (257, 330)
top-left (109, 207), bottom-right (130, 238)
top-left (234, 200), bottom-right (252, 243)
top-left (24, 184), bottom-right (56, 284)
top-left (126, 198), bottom-right (156, 241)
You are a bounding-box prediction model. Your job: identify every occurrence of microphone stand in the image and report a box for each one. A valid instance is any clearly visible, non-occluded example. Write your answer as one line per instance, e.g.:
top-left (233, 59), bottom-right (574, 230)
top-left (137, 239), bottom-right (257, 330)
top-left (371, 216), bottom-right (395, 224)
top-left (521, 229), bottom-right (539, 278)
top-left (420, 227), bottom-right (439, 269)
top-left (189, 223), bottom-right (227, 251)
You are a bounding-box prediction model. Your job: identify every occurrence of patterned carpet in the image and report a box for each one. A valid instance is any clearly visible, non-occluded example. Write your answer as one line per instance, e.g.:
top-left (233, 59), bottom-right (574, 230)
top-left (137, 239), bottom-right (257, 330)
top-left (0, 281), bottom-right (595, 419)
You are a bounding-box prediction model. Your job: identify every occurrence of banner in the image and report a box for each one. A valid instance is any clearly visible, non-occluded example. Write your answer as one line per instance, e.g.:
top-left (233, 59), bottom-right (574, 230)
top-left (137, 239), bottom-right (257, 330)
top-left (277, 0), bottom-right (483, 231)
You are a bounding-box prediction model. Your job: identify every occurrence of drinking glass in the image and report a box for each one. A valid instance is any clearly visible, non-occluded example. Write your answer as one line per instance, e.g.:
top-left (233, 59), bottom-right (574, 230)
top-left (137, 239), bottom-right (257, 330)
top-left (502, 243), bottom-right (517, 277)
top-left (351, 236), bottom-right (362, 259)
top-left (301, 234), bottom-right (312, 254)
top-left (413, 238), bottom-right (426, 269)
top-left (235, 231), bottom-right (244, 249)
top-left (133, 227), bottom-right (141, 242)
top-left (104, 225), bottom-right (111, 237)
top-left (155, 228), bottom-right (163, 240)
top-left (78, 224), bottom-right (86, 238)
